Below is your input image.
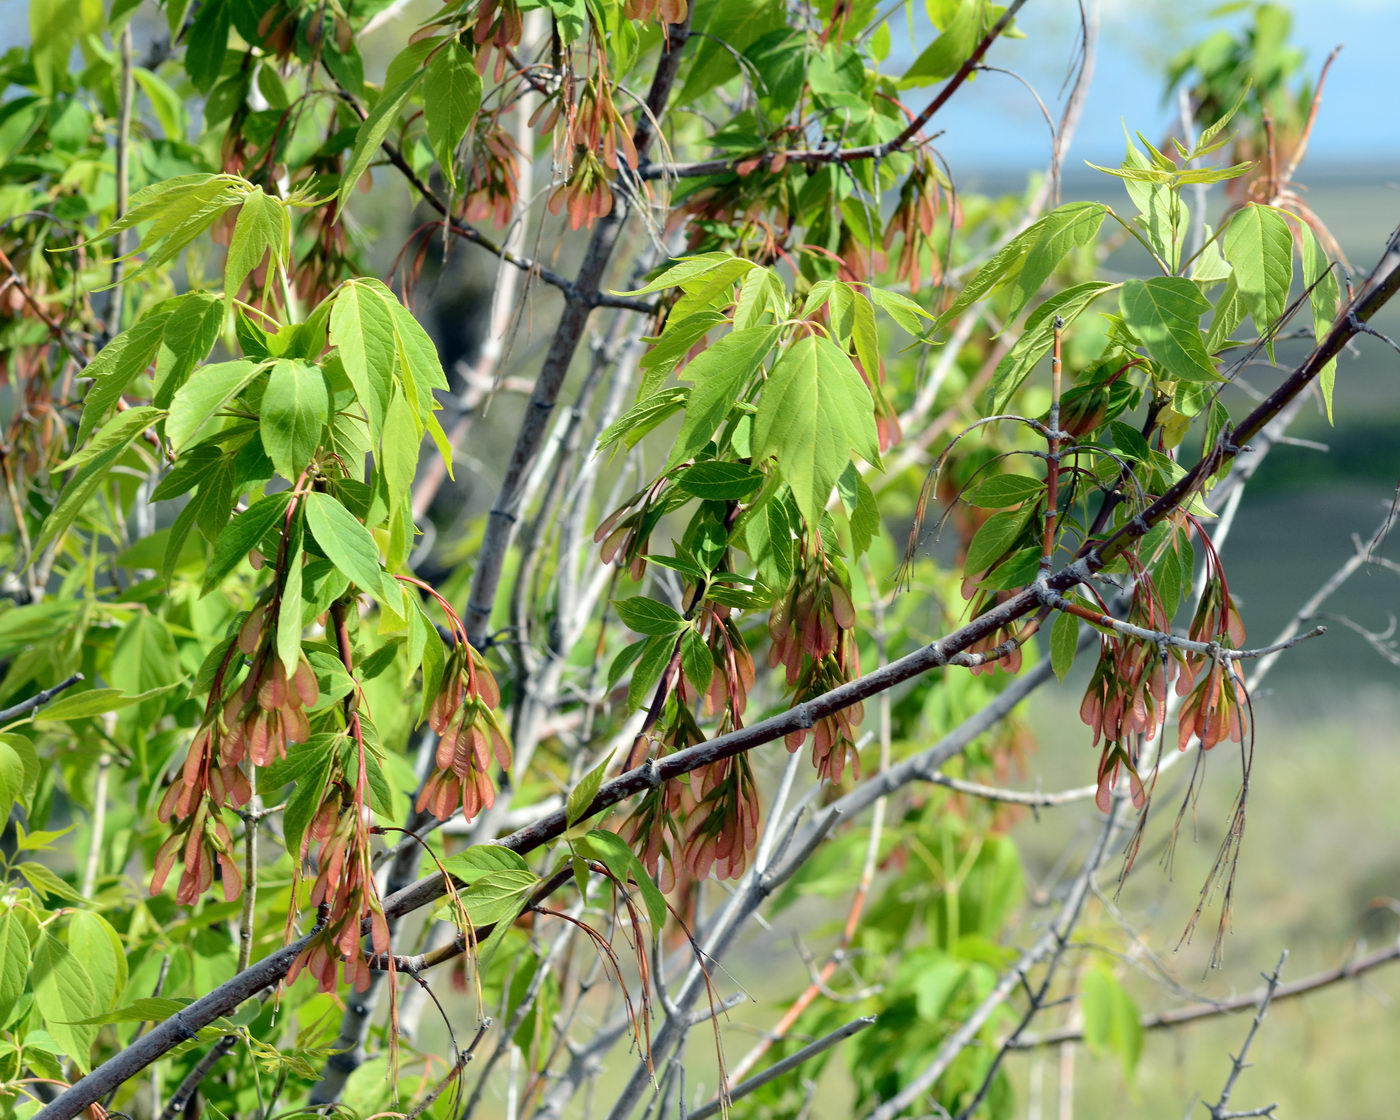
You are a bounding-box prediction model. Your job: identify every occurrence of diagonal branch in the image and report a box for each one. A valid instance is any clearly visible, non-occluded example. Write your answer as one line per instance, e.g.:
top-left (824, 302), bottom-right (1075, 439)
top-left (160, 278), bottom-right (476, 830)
top-left (461, 14), bottom-right (692, 649)
top-left (637, 0), bottom-right (1030, 181)
top-left (0, 673), bottom-right (85, 724)
top-left (33, 221), bottom-right (1400, 1120)
top-left (1009, 940), bottom-right (1400, 1050)
top-left (687, 1015), bottom-right (877, 1120)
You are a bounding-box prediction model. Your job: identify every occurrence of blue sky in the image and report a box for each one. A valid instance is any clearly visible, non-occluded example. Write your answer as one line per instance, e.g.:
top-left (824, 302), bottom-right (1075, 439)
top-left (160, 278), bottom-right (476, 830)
top-left (919, 0), bottom-right (1400, 177)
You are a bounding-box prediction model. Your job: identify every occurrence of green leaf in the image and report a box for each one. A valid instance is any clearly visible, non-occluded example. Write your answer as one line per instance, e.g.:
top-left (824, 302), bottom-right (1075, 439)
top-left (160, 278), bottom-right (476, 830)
top-left (184, 0), bottom-right (230, 90)
top-left (339, 73), bottom-right (425, 209)
top-left (203, 492), bottom-right (292, 593)
top-left (674, 461), bottom-right (765, 501)
top-left (566, 751), bottom-right (613, 828)
top-left (423, 40), bottom-right (481, 190)
top-left (1299, 224), bottom-right (1340, 423)
top-left (75, 307), bottom-right (172, 444)
top-left (331, 280), bottom-right (397, 434)
top-left (106, 174), bottom-right (250, 282)
top-left (65, 912), bottom-right (124, 1014)
top-left (965, 507), bottom-right (1031, 575)
top-left (110, 611), bottom-right (181, 722)
top-left (1222, 203), bottom-right (1293, 356)
top-left (964, 474), bottom-right (1044, 509)
top-left (679, 628), bottom-right (713, 697)
top-left (939, 203), bottom-right (1107, 327)
top-left (32, 934), bottom-right (96, 1072)
top-left (601, 388), bottom-right (690, 453)
top-left (669, 327), bottom-right (779, 466)
top-left (903, 0), bottom-right (978, 84)
top-left (69, 997), bottom-right (193, 1025)
top-left (31, 684), bottom-right (178, 722)
top-left (844, 469), bottom-right (879, 557)
top-left (987, 282), bottom-right (1116, 413)
top-left (1005, 202), bottom-right (1108, 321)
top-left (614, 597), bottom-right (685, 636)
top-left (54, 407), bottom-right (164, 473)
top-left (0, 912), bottom-right (29, 1026)
top-left (638, 312), bottom-right (728, 400)
top-left (303, 491), bottom-right (384, 593)
top-left (615, 253), bottom-right (737, 297)
top-left (17, 860), bottom-right (83, 900)
top-left (463, 868), bottom-right (540, 926)
top-left (0, 738), bottom-right (22, 822)
top-left (1119, 278), bottom-right (1218, 383)
top-left (167, 359), bottom-right (263, 451)
top-left (753, 335), bottom-right (879, 526)
top-left (33, 435), bottom-right (153, 558)
top-left (1081, 966), bottom-right (1143, 1079)
top-left (580, 829), bottom-right (667, 929)
top-left (380, 387), bottom-right (421, 497)
top-left (260, 359), bottom-right (329, 479)
top-left (277, 545), bottom-right (305, 676)
top-left (444, 845), bottom-right (532, 881)
top-left (1049, 610), bottom-right (1079, 681)
top-left (627, 633), bottom-right (676, 710)
top-left (386, 290), bottom-right (450, 394)
top-left (224, 186), bottom-right (291, 304)
top-left (870, 287), bottom-right (935, 335)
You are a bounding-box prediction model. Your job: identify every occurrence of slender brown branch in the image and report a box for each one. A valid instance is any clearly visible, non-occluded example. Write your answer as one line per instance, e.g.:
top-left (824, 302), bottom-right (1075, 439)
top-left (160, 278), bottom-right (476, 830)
top-left (688, 1016), bottom-right (876, 1120)
top-left (1010, 941), bottom-right (1400, 1050)
top-left (462, 13), bottom-right (691, 649)
top-left (637, 0), bottom-right (1030, 181)
top-left (32, 224), bottom-right (1400, 1120)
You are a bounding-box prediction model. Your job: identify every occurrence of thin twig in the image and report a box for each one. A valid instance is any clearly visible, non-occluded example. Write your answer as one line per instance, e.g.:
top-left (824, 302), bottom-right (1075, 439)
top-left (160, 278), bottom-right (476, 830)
top-left (103, 25), bottom-right (134, 340)
top-left (688, 1016), bottom-right (876, 1120)
top-left (0, 673), bottom-right (84, 723)
top-left (1205, 952), bottom-right (1287, 1120)
top-left (1011, 941), bottom-right (1400, 1050)
top-left (865, 804), bottom-right (1124, 1120)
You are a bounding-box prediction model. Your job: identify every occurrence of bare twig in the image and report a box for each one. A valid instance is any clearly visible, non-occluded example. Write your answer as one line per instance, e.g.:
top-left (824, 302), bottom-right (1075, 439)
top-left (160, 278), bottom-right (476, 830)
top-left (1010, 941), bottom-right (1400, 1050)
top-left (1204, 952), bottom-right (1288, 1120)
top-left (0, 673), bottom-right (84, 723)
top-left (688, 1016), bottom-right (876, 1120)
top-left (637, 0), bottom-right (1029, 181)
top-left (865, 804), bottom-right (1124, 1120)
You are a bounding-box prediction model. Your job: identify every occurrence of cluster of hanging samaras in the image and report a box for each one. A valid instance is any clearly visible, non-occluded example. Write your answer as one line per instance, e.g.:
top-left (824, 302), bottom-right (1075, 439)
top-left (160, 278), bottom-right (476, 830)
top-left (1079, 561), bottom-right (1249, 813)
top-left (151, 584), bottom-right (510, 914)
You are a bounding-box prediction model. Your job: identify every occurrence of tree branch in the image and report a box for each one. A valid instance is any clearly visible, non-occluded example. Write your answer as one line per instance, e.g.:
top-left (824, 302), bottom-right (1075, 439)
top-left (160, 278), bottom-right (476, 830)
top-left (462, 14), bottom-right (691, 649)
top-left (687, 1015), bottom-right (876, 1120)
top-left (0, 673), bottom-right (84, 723)
top-left (33, 223), bottom-right (1400, 1120)
top-left (1009, 940), bottom-right (1400, 1050)
top-left (636, 0), bottom-right (1030, 181)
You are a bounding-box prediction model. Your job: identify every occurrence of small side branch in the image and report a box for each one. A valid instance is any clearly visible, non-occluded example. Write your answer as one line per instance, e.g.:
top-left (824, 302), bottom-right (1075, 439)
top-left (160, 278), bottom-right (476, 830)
top-left (0, 673), bottom-right (85, 723)
top-left (687, 1016), bottom-right (876, 1120)
top-left (1011, 941), bottom-right (1400, 1049)
top-left (1206, 951), bottom-right (1288, 1120)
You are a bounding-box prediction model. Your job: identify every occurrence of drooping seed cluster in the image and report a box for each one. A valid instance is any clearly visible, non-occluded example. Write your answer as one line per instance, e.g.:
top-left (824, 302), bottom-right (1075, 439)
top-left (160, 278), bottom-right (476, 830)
top-left (770, 555), bottom-right (865, 784)
top-left (417, 643), bottom-right (512, 822)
